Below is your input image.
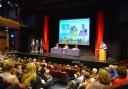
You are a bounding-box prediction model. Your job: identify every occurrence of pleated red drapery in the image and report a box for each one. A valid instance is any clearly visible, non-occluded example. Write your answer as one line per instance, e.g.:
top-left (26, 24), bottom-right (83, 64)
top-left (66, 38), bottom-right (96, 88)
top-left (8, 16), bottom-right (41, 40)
top-left (95, 10), bottom-right (104, 59)
top-left (43, 16), bottom-right (49, 52)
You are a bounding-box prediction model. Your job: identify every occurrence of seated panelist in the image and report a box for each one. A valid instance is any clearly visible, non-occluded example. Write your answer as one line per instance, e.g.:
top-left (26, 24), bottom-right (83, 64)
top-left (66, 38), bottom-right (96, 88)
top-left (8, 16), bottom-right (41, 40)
top-left (63, 44), bottom-right (69, 49)
top-left (72, 44), bottom-right (79, 50)
top-left (54, 43), bottom-right (59, 48)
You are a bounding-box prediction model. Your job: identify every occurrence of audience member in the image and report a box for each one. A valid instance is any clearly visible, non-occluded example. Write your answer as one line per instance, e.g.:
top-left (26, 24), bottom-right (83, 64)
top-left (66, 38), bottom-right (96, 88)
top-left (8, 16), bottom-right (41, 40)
top-left (112, 66), bottom-right (128, 87)
top-left (76, 70), bottom-right (86, 85)
top-left (108, 65), bottom-right (117, 79)
top-left (86, 68), bottom-right (112, 89)
top-left (78, 72), bottom-right (95, 89)
top-left (0, 60), bottom-right (19, 84)
top-left (90, 68), bottom-right (98, 79)
top-left (22, 63), bottom-right (43, 89)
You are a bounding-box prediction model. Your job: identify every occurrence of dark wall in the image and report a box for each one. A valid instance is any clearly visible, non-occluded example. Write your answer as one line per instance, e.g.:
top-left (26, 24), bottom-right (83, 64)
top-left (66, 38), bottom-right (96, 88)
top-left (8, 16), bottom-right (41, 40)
top-left (19, 11), bottom-right (43, 52)
top-left (104, 0), bottom-right (128, 60)
top-left (19, 0), bottom-right (128, 60)
top-left (119, 0), bottom-right (128, 60)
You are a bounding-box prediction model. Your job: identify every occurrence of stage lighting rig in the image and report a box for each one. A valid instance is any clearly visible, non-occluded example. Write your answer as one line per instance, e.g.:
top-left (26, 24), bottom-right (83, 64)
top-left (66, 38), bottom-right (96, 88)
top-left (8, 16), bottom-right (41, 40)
top-left (0, 0), bottom-right (2, 7)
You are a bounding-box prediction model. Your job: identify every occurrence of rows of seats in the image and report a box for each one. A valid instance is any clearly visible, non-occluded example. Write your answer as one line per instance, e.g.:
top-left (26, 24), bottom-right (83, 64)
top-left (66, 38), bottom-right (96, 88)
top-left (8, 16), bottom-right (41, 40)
top-left (0, 54), bottom-right (128, 89)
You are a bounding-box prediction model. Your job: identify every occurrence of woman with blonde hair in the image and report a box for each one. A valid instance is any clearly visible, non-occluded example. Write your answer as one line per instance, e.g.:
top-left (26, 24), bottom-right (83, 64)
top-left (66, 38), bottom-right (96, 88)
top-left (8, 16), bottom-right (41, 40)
top-left (86, 68), bottom-right (112, 89)
top-left (0, 59), bottom-right (19, 84)
top-left (22, 63), bottom-right (43, 89)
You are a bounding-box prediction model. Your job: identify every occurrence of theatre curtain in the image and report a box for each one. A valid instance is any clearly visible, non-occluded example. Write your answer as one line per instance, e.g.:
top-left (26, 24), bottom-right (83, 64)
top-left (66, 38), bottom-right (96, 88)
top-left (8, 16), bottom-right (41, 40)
top-left (43, 16), bottom-right (49, 52)
top-left (95, 10), bottom-right (104, 58)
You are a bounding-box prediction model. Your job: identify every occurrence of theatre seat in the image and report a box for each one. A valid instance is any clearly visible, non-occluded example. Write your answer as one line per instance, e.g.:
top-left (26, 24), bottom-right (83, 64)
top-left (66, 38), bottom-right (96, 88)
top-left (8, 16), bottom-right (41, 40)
top-left (114, 84), bottom-right (128, 89)
top-left (5, 84), bottom-right (20, 89)
top-left (0, 76), bottom-right (6, 89)
top-left (59, 72), bottom-right (68, 80)
top-left (49, 70), bottom-right (59, 78)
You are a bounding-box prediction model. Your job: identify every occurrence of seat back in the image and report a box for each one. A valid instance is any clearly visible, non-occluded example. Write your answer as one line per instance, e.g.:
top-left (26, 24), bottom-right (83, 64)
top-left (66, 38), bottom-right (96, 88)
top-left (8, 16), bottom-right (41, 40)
top-left (115, 84), bottom-right (128, 89)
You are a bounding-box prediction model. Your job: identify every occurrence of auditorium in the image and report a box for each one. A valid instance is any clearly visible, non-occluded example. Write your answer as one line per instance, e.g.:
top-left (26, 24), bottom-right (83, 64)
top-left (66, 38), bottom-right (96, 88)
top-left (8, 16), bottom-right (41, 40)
top-left (0, 0), bottom-right (128, 89)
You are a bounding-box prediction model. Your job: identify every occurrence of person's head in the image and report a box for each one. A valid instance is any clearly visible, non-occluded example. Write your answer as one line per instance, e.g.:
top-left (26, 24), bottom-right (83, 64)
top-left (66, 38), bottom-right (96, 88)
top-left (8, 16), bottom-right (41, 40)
top-left (17, 64), bottom-right (22, 70)
top-left (98, 68), bottom-right (111, 85)
top-left (22, 63), bottom-right (36, 86)
top-left (84, 72), bottom-right (90, 79)
top-left (42, 60), bottom-right (45, 62)
top-left (92, 68), bottom-right (97, 74)
top-left (108, 65), bottom-right (115, 70)
top-left (101, 41), bottom-right (104, 45)
top-left (75, 65), bottom-right (78, 67)
top-left (26, 63), bottom-right (36, 73)
top-left (75, 72), bottom-right (80, 78)
top-left (3, 60), bottom-right (15, 71)
top-left (116, 66), bottom-right (127, 78)
top-left (81, 70), bottom-right (86, 75)
top-left (33, 58), bottom-right (36, 63)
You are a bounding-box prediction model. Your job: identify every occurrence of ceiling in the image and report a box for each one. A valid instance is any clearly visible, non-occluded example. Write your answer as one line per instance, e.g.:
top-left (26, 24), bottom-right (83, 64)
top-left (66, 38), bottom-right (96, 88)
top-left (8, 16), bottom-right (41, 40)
top-left (1, 0), bottom-right (121, 16)
top-left (4, 0), bottom-right (113, 11)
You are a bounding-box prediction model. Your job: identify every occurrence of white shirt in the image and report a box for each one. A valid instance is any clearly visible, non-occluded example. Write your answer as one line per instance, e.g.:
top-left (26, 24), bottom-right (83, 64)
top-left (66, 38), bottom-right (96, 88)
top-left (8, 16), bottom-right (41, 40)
top-left (100, 42), bottom-right (107, 49)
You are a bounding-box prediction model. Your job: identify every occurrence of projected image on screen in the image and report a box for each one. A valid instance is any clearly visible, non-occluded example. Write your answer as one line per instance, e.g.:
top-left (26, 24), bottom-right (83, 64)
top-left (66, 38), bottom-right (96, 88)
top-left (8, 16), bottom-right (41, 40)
top-left (59, 18), bottom-right (90, 45)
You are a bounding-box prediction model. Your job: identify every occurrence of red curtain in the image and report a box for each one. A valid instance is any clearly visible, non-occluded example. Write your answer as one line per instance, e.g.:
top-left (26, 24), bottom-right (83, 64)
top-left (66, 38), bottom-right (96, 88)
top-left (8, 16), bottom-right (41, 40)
top-left (43, 16), bottom-right (49, 52)
top-left (95, 10), bottom-right (104, 58)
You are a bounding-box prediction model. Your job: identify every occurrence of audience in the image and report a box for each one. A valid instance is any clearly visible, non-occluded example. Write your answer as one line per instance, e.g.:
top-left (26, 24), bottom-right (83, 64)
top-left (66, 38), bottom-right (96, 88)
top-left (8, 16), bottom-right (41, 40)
top-left (0, 53), bottom-right (128, 89)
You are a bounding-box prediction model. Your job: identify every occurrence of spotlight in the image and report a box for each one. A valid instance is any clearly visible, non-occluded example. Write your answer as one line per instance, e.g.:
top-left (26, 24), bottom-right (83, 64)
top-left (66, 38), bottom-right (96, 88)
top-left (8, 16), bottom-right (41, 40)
top-left (6, 27), bottom-right (9, 29)
top-left (5, 27), bottom-right (9, 32)
top-left (11, 34), bottom-right (14, 38)
top-left (15, 4), bottom-right (18, 7)
top-left (0, 3), bottom-right (2, 7)
top-left (5, 29), bottom-right (8, 32)
top-left (7, 1), bottom-right (11, 4)
top-left (7, 1), bottom-right (13, 7)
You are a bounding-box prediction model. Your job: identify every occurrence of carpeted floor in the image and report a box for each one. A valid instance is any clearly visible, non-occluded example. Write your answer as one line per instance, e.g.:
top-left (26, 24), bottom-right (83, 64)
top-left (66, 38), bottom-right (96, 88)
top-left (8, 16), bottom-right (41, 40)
top-left (51, 83), bottom-right (67, 89)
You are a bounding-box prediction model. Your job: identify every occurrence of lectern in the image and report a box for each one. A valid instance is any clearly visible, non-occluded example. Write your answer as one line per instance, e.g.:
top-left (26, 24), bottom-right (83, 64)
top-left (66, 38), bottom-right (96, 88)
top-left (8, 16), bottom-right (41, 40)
top-left (99, 48), bottom-right (106, 62)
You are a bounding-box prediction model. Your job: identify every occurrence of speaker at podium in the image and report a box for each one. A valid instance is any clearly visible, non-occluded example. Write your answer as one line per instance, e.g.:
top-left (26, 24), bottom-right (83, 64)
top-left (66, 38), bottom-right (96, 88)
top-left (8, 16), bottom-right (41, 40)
top-left (99, 48), bottom-right (106, 62)
top-left (99, 42), bottom-right (107, 62)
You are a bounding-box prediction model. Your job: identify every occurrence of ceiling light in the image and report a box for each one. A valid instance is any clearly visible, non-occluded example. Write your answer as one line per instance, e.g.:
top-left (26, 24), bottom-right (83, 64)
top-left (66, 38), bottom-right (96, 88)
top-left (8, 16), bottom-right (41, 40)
top-left (7, 1), bottom-right (11, 4)
top-left (15, 4), bottom-right (18, 7)
top-left (0, 3), bottom-right (2, 7)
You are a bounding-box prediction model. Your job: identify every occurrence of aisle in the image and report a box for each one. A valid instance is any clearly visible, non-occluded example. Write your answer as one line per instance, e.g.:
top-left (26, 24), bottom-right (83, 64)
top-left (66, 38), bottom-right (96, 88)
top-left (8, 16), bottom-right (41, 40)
top-left (51, 83), bottom-right (67, 89)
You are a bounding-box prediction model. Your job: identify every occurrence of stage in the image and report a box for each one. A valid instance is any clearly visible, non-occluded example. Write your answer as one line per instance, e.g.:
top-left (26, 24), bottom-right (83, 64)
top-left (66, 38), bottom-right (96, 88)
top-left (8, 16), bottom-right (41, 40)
top-left (10, 52), bottom-right (117, 69)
